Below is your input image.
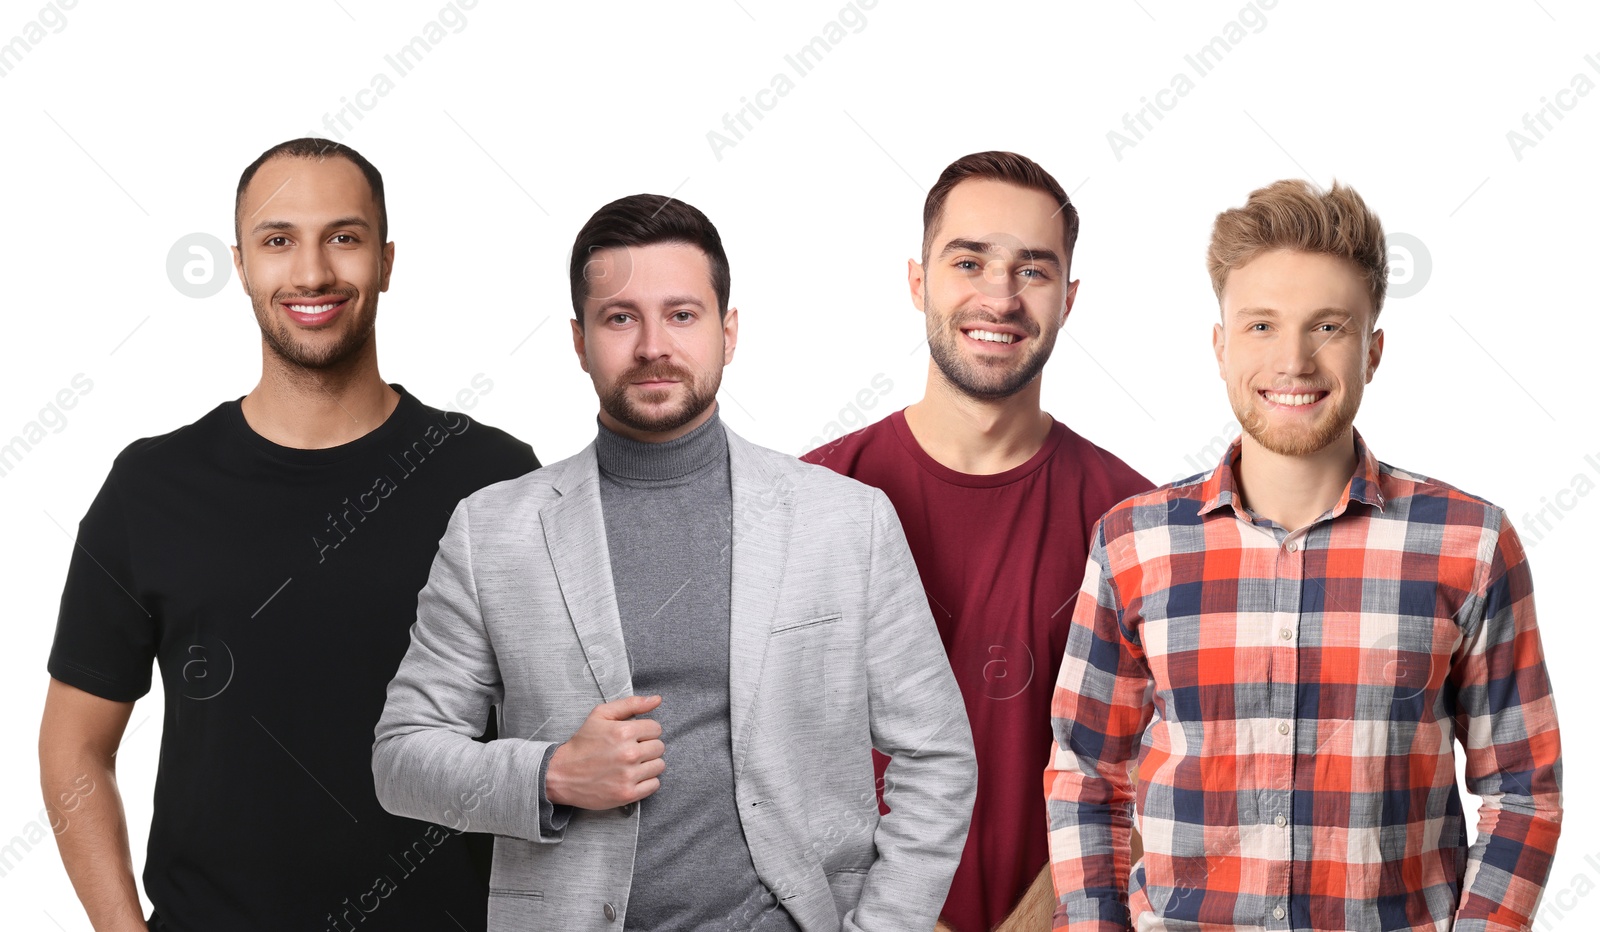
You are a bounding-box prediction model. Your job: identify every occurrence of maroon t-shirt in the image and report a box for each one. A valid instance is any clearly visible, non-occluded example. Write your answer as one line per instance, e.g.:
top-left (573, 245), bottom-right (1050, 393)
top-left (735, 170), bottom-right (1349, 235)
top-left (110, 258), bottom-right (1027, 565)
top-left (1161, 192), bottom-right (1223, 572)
top-left (803, 409), bottom-right (1152, 932)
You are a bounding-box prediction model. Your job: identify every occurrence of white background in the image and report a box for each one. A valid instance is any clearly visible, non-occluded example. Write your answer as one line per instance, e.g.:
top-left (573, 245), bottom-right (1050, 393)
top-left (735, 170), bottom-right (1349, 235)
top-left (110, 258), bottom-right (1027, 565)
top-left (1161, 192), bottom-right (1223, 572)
top-left (1, 0), bottom-right (1596, 927)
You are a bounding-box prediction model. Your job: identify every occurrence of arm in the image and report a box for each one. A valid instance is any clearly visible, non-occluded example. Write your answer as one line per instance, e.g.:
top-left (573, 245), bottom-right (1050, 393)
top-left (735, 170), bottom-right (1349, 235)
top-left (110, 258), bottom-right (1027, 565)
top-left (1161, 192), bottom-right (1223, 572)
top-left (372, 499), bottom-right (564, 841)
top-left (845, 492), bottom-right (978, 932)
top-left (1451, 517), bottom-right (1562, 931)
top-left (38, 678), bottom-right (147, 932)
top-left (1044, 523), bottom-right (1152, 932)
top-left (372, 500), bottom-right (663, 839)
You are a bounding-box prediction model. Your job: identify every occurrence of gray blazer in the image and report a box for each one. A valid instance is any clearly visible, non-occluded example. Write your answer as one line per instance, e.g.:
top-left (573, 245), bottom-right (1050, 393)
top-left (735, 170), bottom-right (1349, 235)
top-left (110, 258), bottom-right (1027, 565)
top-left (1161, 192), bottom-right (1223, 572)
top-left (372, 423), bottom-right (976, 931)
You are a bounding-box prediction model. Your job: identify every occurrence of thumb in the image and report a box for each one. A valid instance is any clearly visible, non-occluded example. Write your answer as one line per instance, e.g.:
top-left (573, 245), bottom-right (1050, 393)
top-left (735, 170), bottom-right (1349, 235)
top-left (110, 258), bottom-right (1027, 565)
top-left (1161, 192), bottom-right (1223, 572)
top-left (596, 693), bottom-right (662, 720)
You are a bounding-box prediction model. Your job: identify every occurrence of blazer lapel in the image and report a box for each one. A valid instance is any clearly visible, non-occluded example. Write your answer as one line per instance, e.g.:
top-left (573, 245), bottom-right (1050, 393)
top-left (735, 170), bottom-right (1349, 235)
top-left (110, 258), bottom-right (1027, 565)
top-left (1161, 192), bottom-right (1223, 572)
top-left (541, 445), bottom-right (634, 703)
top-left (724, 426), bottom-right (796, 777)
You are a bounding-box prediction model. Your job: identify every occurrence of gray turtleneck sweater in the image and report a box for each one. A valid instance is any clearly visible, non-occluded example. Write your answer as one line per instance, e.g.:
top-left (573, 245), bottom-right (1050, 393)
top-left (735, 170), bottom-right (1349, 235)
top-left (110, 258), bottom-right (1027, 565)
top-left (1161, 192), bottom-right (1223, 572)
top-left (594, 410), bottom-right (798, 932)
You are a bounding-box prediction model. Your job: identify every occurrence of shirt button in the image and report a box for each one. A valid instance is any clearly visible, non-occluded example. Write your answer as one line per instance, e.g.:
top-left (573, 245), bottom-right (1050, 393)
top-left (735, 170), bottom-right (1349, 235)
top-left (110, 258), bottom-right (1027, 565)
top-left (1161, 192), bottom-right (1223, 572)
top-left (620, 802), bottom-right (635, 816)
top-left (1287, 541), bottom-right (1298, 552)
top-left (1277, 721), bottom-right (1290, 735)
top-left (1280, 628), bottom-right (1292, 641)
top-left (1274, 905), bottom-right (1286, 920)
top-left (604, 902), bottom-right (617, 921)
top-left (1275, 814), bottom-right (1288, 827)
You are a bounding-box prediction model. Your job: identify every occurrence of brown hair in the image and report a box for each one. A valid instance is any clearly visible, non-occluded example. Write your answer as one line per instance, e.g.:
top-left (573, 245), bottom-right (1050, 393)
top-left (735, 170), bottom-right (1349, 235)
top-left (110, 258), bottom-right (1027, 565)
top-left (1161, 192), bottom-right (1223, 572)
top-left (922, 151), bottom-right (1078, 266)
top-left (1207, 179), bottom-right (1387, 320)
top-left (568, 194), bottom-right (730, 328)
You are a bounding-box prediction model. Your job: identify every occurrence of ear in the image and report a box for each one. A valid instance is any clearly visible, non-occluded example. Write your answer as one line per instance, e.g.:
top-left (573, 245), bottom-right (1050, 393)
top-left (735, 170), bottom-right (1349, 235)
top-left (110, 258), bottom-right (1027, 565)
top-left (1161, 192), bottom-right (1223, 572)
top-left (1061, 278), bottom-right (1080, 325)
top-left (1212, 321), bottom-right (1227, 379)
top-left (722, 306), bottom-right (739, 365)
top-left (1365, 327), bottom-right (1384, 383)
top-left (378, 240), bottom-right (395, 292)
top-left (231, 244), bottom-right (248, 296)
top-left (570, 317), bottom-right (590, 374)
top-left (907, 258), bottom-right (926, 314)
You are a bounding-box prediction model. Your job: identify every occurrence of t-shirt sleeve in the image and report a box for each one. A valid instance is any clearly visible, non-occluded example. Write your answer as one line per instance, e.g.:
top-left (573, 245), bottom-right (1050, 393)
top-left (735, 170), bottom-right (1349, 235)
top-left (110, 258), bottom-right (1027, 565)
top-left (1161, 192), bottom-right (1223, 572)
top-left (48, 467), bottom-right (158, 702)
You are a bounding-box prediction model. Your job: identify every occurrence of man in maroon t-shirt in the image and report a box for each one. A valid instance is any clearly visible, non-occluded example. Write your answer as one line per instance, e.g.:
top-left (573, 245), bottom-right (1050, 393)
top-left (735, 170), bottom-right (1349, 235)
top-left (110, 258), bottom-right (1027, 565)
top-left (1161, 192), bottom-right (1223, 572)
top-left (803, 151), bottom-right (1151, 932)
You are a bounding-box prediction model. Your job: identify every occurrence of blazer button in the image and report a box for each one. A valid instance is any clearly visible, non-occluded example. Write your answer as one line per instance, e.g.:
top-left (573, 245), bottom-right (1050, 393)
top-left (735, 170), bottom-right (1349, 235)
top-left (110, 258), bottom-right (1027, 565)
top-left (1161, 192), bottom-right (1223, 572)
top-left (620, 802), bottom-right (635, 816)
top-left (603, 902), bottom-right (617, 921)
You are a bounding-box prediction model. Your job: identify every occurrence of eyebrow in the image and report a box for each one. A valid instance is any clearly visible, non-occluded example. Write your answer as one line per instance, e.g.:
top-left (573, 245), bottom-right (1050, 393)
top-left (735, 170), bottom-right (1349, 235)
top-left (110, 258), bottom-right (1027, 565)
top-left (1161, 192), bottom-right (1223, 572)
top-left (595, 295), bottom-right (707, 314)
top-left (1233, 306), bottom-right (1354, 318)
top-left (248, 216), bottom-right (372, 236)
top-left (938, 237), bottom-right (1063, 270)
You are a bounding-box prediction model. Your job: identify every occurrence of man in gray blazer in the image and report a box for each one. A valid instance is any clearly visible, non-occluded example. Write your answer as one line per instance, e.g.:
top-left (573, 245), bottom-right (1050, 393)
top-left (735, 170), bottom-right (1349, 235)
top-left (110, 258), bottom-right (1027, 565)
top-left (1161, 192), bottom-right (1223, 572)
top-left (372, 193), bottom-right (976, 931)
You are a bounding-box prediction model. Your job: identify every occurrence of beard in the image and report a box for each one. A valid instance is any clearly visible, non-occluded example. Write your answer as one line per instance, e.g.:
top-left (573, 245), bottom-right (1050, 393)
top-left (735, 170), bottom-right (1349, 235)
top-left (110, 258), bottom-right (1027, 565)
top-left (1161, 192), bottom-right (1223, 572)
top-left (598, 359), bottom-right (721, 434)
top-left (925, 297), bottom-right (1057, 400)
top-left (1230, 382), bottom-right (1362, 456)
top-left (251, 287), bottom-right (373, 371)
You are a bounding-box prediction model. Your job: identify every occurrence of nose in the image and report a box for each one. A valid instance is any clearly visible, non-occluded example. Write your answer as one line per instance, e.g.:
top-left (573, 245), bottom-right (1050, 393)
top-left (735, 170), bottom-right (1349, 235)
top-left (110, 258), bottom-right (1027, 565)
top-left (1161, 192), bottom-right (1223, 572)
top-left (975, 260), bottom-right (1025, 314)
top-left (1274, 331), bottom-right (1318, 378)
top-left (633, 313), bottom-right (673, 362)
top-left (290, 242), bottom-right (338, 293)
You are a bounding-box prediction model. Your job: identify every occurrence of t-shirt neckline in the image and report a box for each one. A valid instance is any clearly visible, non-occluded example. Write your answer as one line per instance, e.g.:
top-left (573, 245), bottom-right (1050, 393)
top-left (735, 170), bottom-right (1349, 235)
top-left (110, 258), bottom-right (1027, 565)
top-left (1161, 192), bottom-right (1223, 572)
top-left (888, 407), bottom-right (1067, 488)
top-left (225, 382), bottom-right (423, 466)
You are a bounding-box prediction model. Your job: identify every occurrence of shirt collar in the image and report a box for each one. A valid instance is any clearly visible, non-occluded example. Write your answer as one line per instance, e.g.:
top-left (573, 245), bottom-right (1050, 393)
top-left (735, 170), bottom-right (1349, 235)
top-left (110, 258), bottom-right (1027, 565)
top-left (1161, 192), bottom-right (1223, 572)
top-left (1198, 428), bottom-right (1386, 519)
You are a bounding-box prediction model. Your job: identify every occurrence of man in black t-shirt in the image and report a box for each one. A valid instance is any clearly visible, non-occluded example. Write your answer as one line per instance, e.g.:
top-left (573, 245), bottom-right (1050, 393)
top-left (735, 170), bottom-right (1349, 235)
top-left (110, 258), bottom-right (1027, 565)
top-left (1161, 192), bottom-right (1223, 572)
top-left (39, 139), bottom-right (538, 931)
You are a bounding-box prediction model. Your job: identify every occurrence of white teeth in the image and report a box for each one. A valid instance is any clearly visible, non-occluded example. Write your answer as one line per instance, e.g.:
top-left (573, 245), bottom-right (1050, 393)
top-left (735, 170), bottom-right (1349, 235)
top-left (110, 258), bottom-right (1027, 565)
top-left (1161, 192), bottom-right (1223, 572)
top-left (287, 303), bottom-right (339, 312)
top-left (1264, 391), bottom-right (1321, 406)
top-left (966, 329), bottom-right (1016, 344)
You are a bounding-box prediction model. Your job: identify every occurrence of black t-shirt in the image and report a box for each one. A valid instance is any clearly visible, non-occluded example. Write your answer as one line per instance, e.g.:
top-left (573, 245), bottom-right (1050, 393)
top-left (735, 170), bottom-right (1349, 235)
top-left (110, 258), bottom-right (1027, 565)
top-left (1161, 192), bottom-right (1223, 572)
top-left (48, 385), bottom-right (539, 931)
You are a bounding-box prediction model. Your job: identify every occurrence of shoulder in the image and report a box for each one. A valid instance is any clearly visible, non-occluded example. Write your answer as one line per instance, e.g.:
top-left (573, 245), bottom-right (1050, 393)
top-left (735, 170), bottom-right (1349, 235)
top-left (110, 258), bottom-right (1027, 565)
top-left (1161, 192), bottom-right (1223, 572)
top-left (1093, 470), bottom-right (1211, 546)
top-left (799, 411), bottom-right (901, 474)
top-left (408, 399), bottom-right (538, 467)
top-left (105, 403), bottom-right (234, 478)
top-left (1373, 461), bottom-right (1514, 565)
top-left (1055, 423), bottom-right (1155, 496)
top-left (735, 430), bottom-right (889, 511)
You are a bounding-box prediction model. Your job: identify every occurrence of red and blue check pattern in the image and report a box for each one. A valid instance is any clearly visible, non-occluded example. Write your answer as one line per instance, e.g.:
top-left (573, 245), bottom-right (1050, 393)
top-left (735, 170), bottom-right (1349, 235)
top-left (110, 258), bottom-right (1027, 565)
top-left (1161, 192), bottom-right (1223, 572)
top-left (1046, 433), bottom-right (1562, 931)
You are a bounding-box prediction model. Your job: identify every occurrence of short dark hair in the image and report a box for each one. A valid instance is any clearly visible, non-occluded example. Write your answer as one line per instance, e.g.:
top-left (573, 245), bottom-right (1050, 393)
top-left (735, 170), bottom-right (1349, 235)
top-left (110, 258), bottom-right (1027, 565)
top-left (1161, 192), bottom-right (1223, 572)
top-left (234, 138), bottom-right (387, 245)
top-left (569, 194), bottom-right (730, 327)
top-left (922, 151), bottom-right (1078, 267)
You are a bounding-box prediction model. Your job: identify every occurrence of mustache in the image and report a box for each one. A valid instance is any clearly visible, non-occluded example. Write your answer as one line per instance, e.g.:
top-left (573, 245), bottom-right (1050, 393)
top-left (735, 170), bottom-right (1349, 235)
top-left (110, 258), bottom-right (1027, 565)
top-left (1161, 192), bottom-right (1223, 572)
top-left (951, 311), bottom-right (1040, 337)
top-left (621, 361), bottom-right (693, 383)
top-left (275, 289), bottom-right (358, 302)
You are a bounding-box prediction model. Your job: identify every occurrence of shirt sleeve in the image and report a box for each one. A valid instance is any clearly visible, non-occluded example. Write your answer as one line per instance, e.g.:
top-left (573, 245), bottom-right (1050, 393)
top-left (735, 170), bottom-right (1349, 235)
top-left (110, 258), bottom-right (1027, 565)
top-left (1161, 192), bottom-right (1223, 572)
top-left (1451, 513), bottom-right (1563, 932)
top-left (47, 467), bottom-right (158, 702)
top-left (1046, 519), bottom-right (1152, 932)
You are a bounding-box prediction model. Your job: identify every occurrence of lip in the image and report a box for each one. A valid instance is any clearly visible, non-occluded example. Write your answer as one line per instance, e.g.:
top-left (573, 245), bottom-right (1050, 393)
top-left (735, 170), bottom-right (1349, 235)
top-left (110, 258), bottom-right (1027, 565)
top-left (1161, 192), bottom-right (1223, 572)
top-left (280, 297), bottom-right (349, 328)
top-left (1257, 388), bottom-right (1330, 411)
top-left (960, 325), bottom-right (1026, 349)
top-left (632, 379), bottom-right (680, 389)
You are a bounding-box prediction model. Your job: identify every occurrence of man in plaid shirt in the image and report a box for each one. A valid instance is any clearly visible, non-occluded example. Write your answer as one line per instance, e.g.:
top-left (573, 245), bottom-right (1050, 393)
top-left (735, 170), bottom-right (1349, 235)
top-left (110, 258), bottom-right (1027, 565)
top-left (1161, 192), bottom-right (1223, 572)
top-left (1045, 179), bottom-right (1563, 931)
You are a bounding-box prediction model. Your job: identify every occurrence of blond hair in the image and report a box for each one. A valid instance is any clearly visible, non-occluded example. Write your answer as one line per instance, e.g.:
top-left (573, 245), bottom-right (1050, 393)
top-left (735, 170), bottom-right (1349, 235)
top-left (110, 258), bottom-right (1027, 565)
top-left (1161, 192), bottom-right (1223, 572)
top-left (1207, 179), bottom-right (1388, 320)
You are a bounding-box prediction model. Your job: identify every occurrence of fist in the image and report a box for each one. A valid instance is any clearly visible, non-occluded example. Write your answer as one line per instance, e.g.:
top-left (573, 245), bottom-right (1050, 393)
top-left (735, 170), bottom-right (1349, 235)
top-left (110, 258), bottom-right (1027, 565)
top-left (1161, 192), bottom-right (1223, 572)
top-left (546, 694), bottom-right (665, 810)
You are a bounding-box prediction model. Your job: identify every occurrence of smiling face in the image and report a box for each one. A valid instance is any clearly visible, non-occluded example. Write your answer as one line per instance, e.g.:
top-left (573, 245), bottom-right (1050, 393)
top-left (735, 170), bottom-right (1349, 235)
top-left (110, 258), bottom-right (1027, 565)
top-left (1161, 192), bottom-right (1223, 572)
top-left (911, 178), bottom-right (1078, 400)
top-left (571, 242), bottom-right (737, 442)
top-left (232, 155), bottom-right (393, 372)
top-left (1214, 248), bottom-right (1384, 457)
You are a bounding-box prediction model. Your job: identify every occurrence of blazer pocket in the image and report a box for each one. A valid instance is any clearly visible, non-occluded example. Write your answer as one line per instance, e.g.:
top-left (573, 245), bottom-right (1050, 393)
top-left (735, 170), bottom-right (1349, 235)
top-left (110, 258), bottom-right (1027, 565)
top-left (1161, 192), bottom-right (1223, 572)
top-left (488, 888), bottom-right (544, 928)
top-left (772, 612), bottom-right (843, 634)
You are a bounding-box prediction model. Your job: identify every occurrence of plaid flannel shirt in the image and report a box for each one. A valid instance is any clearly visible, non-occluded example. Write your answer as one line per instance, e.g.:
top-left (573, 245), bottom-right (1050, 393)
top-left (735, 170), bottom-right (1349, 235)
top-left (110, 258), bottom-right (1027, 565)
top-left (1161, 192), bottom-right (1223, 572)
top-left (1046, 432), bottom-right (1562, 931)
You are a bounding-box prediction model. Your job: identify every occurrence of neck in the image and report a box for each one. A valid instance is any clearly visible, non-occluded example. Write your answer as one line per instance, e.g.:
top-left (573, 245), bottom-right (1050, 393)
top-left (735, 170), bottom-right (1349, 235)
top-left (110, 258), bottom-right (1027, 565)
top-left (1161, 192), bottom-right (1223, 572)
top-left (240, 344), bottom-right (397, 449)
top-left (903, 363), bottom-right (1053, 475)
top-left (596, 406), bottom-right (724, 481)
top-left (1233, 428), bottom-right (1357, 531)
top-left (597, 400), bottom-right (718, 444)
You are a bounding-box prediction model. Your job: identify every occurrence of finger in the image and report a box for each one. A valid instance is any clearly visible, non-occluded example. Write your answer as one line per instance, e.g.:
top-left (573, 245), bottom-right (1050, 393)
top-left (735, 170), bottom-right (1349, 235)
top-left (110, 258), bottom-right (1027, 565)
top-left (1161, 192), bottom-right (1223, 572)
top-left (627, 718), bottom-right (664, 742)
top-left (633, 777), bottom-right (662, 800)
top-left (596, 693), bottom-right (662, 721)
top-left (635, 738), bottom-right (665, 762)
top-left (636, 756), bottom-right (666, 781)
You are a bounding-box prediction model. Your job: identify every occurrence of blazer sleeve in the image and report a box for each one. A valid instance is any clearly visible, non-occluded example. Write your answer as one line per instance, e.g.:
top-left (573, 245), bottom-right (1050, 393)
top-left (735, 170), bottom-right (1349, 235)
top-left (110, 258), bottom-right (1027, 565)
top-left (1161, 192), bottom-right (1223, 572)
top-left (372, 498), bottom-right (565, 843)
top-left (845, 490), bottom-right (978, 931)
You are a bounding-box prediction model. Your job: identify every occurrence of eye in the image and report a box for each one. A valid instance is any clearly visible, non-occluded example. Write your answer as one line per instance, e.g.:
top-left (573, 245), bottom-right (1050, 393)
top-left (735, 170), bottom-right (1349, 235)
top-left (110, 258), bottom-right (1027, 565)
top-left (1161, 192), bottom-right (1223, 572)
top-left (607, 313), bottom-right (633, 326)
top-left (1315, 322), bottom-right (1343, 332)
top-left (671, 310), bottom-right (695, 322)
top-left (329, 233), bottom-right (358, 245)
top-left (1248, 322), bottom-right (1270, 332)
top-left (264, 235), bottom-right (290, 248)
top-left (1019, 267), bottom-right (1049, 280)
top-left (954, 259), bottom-right (981, 271)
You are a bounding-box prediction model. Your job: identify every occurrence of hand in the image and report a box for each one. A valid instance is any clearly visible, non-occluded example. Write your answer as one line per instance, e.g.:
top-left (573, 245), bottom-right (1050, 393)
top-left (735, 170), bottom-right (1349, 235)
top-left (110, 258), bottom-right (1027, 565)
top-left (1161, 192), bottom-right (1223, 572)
top-left (934, 921), bottom-right (960, 932)
top-left (546, 694), bottom-right (664, 810)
